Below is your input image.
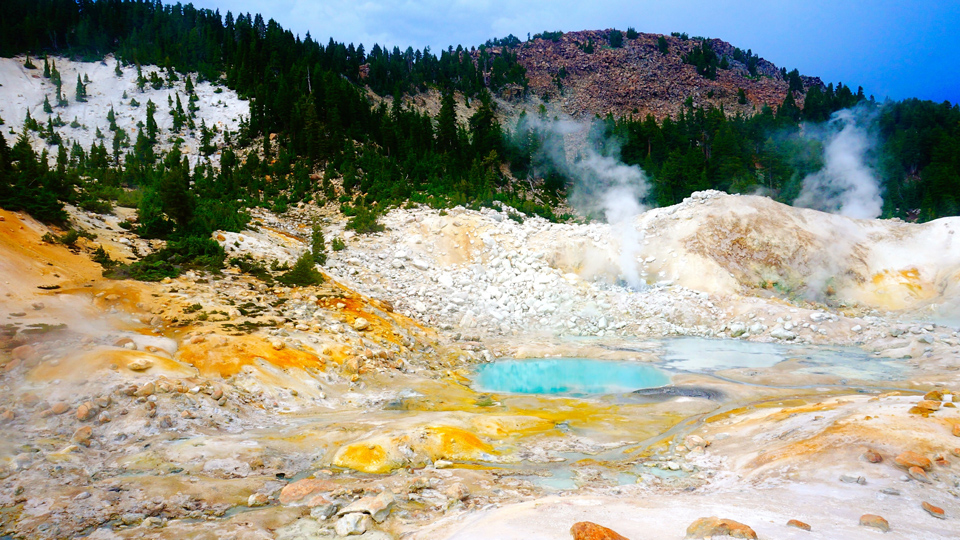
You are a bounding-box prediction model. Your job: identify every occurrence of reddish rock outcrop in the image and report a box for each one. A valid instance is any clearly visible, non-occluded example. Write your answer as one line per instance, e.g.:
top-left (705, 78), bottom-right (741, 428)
top-left (494, 31), bottom-right (821, 121)
top-left (570, 522), bottom-right (630, 540)
top-left (895, 451), bottom-right (932, 470)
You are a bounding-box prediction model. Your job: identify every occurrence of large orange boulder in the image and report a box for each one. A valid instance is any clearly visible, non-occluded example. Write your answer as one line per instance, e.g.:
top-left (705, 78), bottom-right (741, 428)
top-left (570, 521), bottom-right (630, 540)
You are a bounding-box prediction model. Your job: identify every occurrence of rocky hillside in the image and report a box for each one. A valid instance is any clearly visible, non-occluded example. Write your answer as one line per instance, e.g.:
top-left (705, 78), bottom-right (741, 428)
top-left (499, 30), bottom-right (821, 119)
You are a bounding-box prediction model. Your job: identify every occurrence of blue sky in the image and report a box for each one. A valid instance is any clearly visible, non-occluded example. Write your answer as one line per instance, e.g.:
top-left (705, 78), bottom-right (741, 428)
top-left (190, 0), bottom-right (959, 103)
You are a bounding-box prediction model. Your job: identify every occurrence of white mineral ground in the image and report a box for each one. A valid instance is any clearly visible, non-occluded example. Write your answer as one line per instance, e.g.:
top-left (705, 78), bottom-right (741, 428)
top-left (1, 58), bottom-right (960, 539)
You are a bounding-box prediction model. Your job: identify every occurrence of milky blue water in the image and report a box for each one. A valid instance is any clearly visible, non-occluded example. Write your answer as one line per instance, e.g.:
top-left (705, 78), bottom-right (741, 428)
top-left (473, 358), bottom-right (669, 395)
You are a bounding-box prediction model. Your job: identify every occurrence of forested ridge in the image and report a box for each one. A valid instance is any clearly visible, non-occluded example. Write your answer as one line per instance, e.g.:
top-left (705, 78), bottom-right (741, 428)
top-left (0, 0), bottom-right (958, 280)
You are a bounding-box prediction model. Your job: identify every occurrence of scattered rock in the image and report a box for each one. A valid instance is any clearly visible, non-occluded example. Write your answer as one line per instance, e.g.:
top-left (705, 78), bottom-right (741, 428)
top-left (135, 382), bottom-right (155, 397)
top-left (840, 474), bottom-right (866, 485)
top-left (127, 357), bottom-right (153, 371)
top-left (279, 478), bottom-right (336, 505)
top-left (686, 517), bottom-right (757, 539)
top-left (311, 502), bottom-right (340, 520)
top-left (908, 466), bottom-right (932, 483)
top-left (157, 415), bottom-right (173, 428)
top-left (334, 512), bottom-right (373, 536)
top-left (76, 402), bottom-right (97, 421)
top-left (953, 424), bottom-right (960, 437)
top-left (247, 493), bottom-right (269, 507)
top-left (443, 483), bottom-right (469, 501)
top-left (338, 490), bottom-right (395, 523)
top-left (921, 501), bottom-right (945, 519)
top-left (570, 521), bottom-right (630, 540)
top-left (71, 426), bottom-right (93, 446)
top-left (115, 338), bottom-right (137, 350)
top-left (47, 402), bottom-right (69, 415)
top-left (916, 400), bottom-right (941, 411)
top-left (859, 514), bottom-right (890, 532)
top-left (120, 513), bottom-right (144, 526)
top-left (895, 451), bottom-right (931, 470)
top-left (353, 317), bottom-right (370, 331)
top-left (924, 390), bottom-right (944, 401)
top-left (862, 449), bottom-right (883, 463)
top-left (786, 519), bottom-right (811, 531)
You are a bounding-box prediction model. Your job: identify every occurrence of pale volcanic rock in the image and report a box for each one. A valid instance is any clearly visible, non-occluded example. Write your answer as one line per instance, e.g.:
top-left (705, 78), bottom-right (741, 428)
top-left (685, 517), bottom-right (757, 539)
top-left (279, 478), bottom-right (338, 505)
top-left (859, 514), bottom-right (891, 532)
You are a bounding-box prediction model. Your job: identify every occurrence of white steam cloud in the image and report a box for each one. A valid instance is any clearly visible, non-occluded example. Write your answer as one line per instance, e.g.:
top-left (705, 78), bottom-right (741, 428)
top-left (575, 152), bottom-right (650, 289)
top-left (794, 107), bottom-right (883, 219)
top-left (514, 114), bottom-right (650, 288)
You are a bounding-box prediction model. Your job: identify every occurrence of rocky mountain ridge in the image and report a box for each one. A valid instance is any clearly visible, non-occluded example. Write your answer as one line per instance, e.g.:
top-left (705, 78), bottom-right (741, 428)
top-left (494, 30), bottom-right (821, 119)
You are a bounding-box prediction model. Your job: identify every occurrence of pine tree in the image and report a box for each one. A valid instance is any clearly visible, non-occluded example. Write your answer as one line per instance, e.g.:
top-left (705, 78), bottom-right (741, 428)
top-left (75, 74), bottom-right (87, 102)
top-left (145, 99), bottom-right (158, 142)
top-left (311, 221), bottom-right (327, 265)
top-left (106, 106), bottom-right (117, 131)
top-left (43, 96), bottom-right (53, 114)
top-left (115, 60), bottom-right (123, 77)
top-left (43, 57), bottom-right (50, 78)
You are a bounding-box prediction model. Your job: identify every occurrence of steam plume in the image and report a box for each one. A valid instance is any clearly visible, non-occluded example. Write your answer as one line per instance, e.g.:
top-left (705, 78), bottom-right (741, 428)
top-left (794, 107), bottom-right (883, 219)
top-left (513, 113), bottom-right (650, 288)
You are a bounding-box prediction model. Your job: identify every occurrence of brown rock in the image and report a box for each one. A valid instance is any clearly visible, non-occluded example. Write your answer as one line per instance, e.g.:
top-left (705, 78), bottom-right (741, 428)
top-left (908, 466), bottom-right (932, 483)
top-left (895, 451), bottom-right (931, 470)
top-left (50, 402), bottom-right (69, 415)
top-left (1, 410), bottom-right (15, 422)
top-left (952, 424), bottom-right (960, 437)
top-left (923, 390), bottom-right (943, 401)
top-left (135, 382), bottom-right (155, 397)
top-left (686, 517), bottom-right (757, 539)
top-left (157, 415), bottom-right (173, 428)
top-left (71, 426), bottom-right (93, 446)
top-left (859, 514), bottom-right (890, 532)
top-left (94, 395), bottom-right (111, 409)
top-left (279, 478), bottom-right (337, 505)
top-left (444, 482), bottom-right (469, 501)
top-left (114, 338), bottom-right (137, 350)
top-left (921, 501), bottom-right (945, 519)
top-left (76, 402), bottom-right (97, 421)
top-left (916, 400), bottom-right (941, 410)
top-left (786, 519), bottom-right (811, 531)
top-left (862, 449), bottom-right (883, 463)
top-left (570, 521), bottom-right (630, 540)
top-left (20, 393), bottom-right (40, 407)
top-left (126, 357), bottom-right (153, 371)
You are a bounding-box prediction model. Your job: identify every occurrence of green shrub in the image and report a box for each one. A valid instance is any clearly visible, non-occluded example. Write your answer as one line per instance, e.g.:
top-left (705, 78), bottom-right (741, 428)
top-left (331, 237), bottom-right (346, 251)
top-left (106, 235), bottom-right (225, 282)
top-left (277, 252), bottom-right (324, 287)
top-left (91, 245), bottom-right (116, 267)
